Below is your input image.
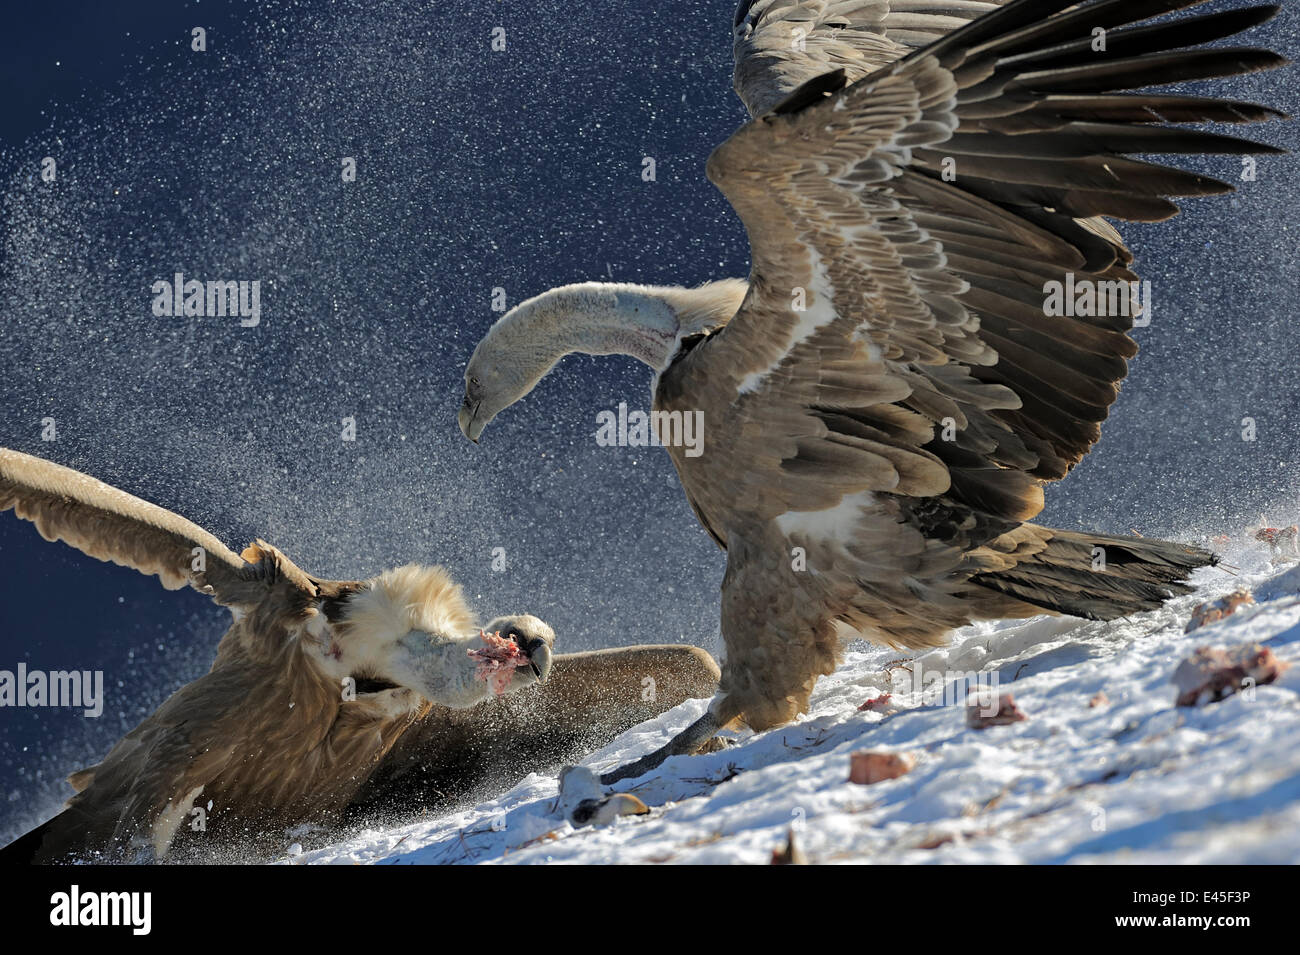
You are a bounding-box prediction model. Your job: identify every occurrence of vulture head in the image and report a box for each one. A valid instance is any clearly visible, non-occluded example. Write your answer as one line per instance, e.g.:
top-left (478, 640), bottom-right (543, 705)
top-left (458, 360), bottom-right (509, 444)
top-left (482, 613), bottom-right (556, 683)
top-left (323, 566), bottom-right (554, 709)
top-left (458, 291), bottom-right (568, 443)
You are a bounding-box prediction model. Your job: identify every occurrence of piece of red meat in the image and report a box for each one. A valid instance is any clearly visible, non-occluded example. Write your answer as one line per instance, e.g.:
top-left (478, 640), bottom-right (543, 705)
top-left (1184, 590), bottom-right (1254, 634)
top-left (857, 692), bottom-right (894, 713)
top-left (966, 691), bottom-right (1028, 729)
top-left (1172, 643), bottom-right (1289, 707)
top-left (848, 751), bottom-right (915, 785)
top-left (467, 630), bottom-right (528, 696)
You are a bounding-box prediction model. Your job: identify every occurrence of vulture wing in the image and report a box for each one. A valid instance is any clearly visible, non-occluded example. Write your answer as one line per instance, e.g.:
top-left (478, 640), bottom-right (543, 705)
top-left (732, 0), bottom-right (1016, 117)
top-left (0, 447), bottom-right (309, 608)
top-left (685, 0), bottom-right (1284, 538)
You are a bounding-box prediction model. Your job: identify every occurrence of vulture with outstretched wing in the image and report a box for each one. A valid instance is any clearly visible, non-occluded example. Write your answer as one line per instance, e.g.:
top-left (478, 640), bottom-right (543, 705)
top-left (0, 448), bottom-right (718, 861)
top-left (458, 0), bottom-right (1286, 783)
top-left (0, 447), bottom-right (556, 861)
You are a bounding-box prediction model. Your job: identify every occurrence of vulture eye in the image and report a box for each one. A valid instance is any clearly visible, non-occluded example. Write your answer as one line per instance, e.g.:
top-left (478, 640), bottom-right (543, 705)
top-left (352, 674), bottom-right (400, 694)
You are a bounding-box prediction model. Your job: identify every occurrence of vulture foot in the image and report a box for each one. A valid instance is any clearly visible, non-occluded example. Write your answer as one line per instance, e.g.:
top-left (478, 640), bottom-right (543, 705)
top-left (599, 707), bottom-right (728, 785)
top-left (696, 736), bottom-right (731, 755)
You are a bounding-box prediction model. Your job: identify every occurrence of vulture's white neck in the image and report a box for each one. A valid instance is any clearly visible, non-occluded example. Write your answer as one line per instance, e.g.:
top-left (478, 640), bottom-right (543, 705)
top-left (494, 279), bottom-right (749, 374)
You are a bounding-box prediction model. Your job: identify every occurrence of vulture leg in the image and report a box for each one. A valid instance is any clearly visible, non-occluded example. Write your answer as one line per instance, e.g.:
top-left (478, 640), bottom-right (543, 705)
top-left (599, 695), bottom-right (741, 785)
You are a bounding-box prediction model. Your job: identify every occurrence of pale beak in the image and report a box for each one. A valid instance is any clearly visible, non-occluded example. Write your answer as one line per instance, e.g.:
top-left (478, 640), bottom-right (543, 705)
top-left (457, 403), bottom-right (483, 444)
top-left (523, 640), bottom-right (552, 685)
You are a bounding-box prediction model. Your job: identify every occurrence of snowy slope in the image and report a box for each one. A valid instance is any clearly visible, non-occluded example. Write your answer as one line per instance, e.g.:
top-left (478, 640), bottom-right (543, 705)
top-left (294, 537), bottom-right (1300, 865)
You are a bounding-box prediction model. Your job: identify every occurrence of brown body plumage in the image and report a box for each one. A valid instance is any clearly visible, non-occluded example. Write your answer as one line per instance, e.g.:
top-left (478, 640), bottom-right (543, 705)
top-left (458, 0), bottom-right (1285, 782)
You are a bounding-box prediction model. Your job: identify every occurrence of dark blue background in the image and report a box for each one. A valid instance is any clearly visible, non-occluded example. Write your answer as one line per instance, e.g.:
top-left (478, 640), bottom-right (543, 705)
top-left (0, 0), bottom-right (1296, 840)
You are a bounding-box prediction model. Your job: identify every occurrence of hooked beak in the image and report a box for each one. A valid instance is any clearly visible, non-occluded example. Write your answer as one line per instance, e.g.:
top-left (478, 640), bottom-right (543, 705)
top-left (458, 402), bottom-right (484, 444)
top-left (507, 630), bottom-right (552, 685)
top-left (523, 639), bottom-right (552, 685)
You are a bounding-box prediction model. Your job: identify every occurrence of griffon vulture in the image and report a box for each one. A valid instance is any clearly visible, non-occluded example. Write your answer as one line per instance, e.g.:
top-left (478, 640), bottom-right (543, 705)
top-left (0, 448), bottom-right (718, 861)
top-left (457, 0), bottom-right (1286, 783)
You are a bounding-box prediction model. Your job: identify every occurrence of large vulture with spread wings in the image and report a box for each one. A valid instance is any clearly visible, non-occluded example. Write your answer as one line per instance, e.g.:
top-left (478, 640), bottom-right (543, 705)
top-left (0, 449), bottom-right (719, 861)
top-left (459, 0), bottom-right (1286, 783)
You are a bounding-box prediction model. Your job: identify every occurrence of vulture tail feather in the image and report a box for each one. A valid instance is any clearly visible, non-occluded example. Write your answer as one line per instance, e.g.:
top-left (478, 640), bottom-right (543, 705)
top-left (970, 527), bottom-right (1215, 620)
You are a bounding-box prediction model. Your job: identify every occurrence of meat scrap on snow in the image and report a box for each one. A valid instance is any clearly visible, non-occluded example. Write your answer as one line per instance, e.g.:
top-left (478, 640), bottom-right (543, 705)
top-left (1172, 644), bottom-right (1290, 707)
